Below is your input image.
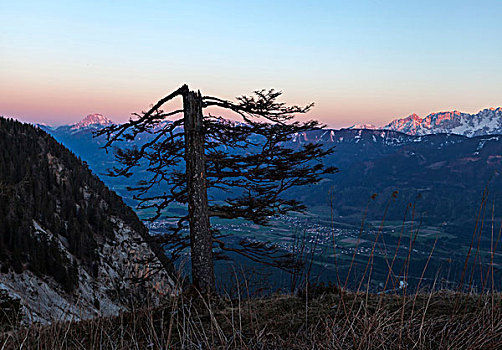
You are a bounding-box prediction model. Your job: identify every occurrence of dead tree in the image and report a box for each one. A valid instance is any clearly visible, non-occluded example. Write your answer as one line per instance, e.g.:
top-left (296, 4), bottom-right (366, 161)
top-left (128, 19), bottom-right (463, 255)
top-left (97, 84), bottom-right (336, 293)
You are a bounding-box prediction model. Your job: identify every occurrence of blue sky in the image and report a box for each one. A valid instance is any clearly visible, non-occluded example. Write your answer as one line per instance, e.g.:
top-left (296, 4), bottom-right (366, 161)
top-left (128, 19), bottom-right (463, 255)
top-left (1, 0), bottom-right (501, 127)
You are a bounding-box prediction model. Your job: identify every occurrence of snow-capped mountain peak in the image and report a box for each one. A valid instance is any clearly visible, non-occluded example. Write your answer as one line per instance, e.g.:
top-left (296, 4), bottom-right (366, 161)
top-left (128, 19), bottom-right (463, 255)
top-left (71, 114), bottom-right (114, 130)
top-left (384, 107), bottom-right (502, 137)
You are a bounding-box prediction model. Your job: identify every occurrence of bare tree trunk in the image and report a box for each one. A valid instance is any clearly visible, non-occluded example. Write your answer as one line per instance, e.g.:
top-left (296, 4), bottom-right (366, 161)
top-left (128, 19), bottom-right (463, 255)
top-left (183, 89), bottom-right (215, 293)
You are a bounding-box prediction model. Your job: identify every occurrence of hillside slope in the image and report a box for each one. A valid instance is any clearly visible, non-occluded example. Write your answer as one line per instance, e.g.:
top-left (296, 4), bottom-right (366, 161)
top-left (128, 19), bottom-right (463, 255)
top-left (0, 118), bottom-right (175, 324)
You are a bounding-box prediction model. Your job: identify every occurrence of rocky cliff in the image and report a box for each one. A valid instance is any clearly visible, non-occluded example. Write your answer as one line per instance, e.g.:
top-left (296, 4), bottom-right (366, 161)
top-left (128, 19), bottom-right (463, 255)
top-left (0, 117), bottom-right (175, 324)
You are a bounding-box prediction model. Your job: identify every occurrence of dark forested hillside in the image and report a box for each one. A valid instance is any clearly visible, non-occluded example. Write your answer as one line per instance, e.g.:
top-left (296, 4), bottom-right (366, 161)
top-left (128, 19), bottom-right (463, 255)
top-left (289, 129), bottom-right (502, 228)
top-left (0, 117), bottom-right (165, 294)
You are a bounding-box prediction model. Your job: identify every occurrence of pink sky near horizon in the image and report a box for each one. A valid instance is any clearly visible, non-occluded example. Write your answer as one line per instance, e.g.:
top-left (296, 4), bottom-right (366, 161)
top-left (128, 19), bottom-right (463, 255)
top-left (2, 83), bottom-right (500, 128)
top-left (2, 68), bottom-right (500, 128)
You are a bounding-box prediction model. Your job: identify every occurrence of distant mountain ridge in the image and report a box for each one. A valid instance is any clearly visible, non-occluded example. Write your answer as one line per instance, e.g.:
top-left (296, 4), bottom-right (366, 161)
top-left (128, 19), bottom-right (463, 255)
top-left (383, 107), bottom-right (502, 137)
top-left (41, 106), bottom-right (502, 139)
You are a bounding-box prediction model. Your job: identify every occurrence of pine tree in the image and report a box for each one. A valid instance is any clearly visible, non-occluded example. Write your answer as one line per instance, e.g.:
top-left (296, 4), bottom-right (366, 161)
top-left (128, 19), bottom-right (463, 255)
top-left (97, 85), bottom-right (337, 293)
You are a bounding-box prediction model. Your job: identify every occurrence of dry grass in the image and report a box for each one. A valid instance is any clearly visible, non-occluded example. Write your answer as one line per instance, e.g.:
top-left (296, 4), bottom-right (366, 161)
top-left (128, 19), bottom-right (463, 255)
top-left (1, 288), bottom-right (501, 349)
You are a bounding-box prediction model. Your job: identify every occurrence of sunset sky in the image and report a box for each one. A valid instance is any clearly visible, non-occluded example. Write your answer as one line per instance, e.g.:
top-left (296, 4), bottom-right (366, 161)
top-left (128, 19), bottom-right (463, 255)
top-left (1, 0), bottom-right (501, 128)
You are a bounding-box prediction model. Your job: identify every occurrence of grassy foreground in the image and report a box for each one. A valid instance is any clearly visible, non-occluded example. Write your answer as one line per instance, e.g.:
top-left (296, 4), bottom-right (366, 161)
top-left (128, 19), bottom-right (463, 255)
top-left (2, 288), bottom-right (501, 349)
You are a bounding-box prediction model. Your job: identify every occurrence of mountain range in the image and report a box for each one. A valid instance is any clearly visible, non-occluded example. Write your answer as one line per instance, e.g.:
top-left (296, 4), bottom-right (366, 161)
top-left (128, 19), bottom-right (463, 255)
top-left (48, 106), bottom-right (502, 138)
top-left (37, 110), bottom-right (502, 230)
top-left (383, 107), bottom-right (502, 137)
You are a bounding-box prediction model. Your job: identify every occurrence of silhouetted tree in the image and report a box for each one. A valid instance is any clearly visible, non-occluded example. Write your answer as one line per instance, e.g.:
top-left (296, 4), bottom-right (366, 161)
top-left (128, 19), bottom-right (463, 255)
top-left (97, 84), bottom-right (337, 293)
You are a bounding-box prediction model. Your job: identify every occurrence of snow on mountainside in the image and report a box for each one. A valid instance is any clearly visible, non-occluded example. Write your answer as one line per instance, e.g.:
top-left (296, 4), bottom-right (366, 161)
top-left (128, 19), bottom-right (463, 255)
top-left (384, 107), bottom-right (502, 137)
top-left (344, 124), bottom-right (378, 130)
top-left (70, 113), bottom-right (114, 130)
top-left (290, 129), bottom-right (418, 147)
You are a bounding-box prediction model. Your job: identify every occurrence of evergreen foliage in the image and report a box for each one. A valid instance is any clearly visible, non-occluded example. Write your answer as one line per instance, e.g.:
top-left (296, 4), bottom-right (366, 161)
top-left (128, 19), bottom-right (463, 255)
top-left (97, 85), bottom-right (337, 291)
top-left (0, 117), bottom-right (149, 292)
